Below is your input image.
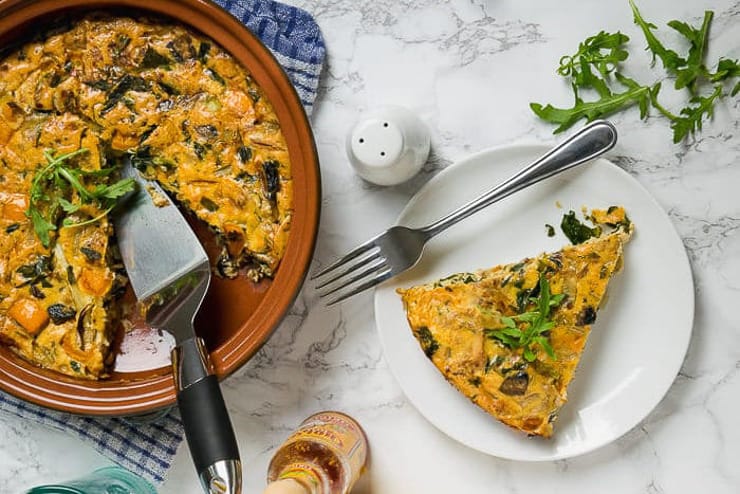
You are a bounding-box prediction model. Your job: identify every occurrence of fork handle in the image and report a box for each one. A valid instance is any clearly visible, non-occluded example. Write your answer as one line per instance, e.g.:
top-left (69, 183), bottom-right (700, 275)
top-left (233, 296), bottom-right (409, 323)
top-left (420, 120), bottom-right (618, 238)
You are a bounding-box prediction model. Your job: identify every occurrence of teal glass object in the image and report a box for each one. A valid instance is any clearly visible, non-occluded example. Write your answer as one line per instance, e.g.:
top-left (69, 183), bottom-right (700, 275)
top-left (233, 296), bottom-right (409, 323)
top-left (26, 466), bottom-right (157, 494)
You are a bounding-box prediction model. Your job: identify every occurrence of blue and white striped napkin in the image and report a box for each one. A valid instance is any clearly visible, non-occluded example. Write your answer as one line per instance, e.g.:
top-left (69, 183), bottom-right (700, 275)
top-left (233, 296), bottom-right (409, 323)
top-left (0, 0), bottom-right (325, 485)
top-left (214, 0), bottom-right (325, 115)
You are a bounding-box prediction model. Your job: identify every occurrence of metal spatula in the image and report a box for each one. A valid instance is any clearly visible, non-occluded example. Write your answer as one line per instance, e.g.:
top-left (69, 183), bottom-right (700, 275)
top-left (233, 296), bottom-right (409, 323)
top-left (114, 160), bottom-right (241, 494)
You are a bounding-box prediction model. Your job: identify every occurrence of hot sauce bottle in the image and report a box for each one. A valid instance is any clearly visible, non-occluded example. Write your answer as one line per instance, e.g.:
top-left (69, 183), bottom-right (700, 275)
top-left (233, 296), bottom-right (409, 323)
top-left (263, 411), bottom-right (368, 494)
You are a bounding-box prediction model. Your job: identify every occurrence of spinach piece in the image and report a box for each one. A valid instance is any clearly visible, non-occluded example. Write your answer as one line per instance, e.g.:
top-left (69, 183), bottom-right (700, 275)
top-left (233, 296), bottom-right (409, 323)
top-left (193, 142), bottom-right (207, 160)
top-left (80, 246), bottom-right (102, 262)
top-left (262, 160), bottom-right (280, 200)
top-left (560, 210), bottom-right (601, 245)
top-left (84, 80), bottom-right (112, 91)
top-left (15, 256), bottom-right (52, 287)
top-left (200, 197), bottom-right (220, 212)
top-left (205, 68), bottom-right (225, 85)
top-left (198, 42), bottom-right (211, 62)
top-left (47, 304), bottom-right (76, 325)
top-left (101, 75), bottom-right (148, 114)
top-left (140, 47), bottom-right (171, 69)
top-left (157, 81), bottom-right (179, 96)
top-left (111, 34), bottom-right (131, 56)
top-left (415, 326), bottom-right (439, 358)
top-left (237, 146), bottom-right (252, 163)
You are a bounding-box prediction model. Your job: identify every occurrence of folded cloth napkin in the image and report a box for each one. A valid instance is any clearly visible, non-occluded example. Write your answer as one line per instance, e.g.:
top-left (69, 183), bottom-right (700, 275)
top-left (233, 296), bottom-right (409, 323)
top-left (0, 0), bottom-right (325, 485)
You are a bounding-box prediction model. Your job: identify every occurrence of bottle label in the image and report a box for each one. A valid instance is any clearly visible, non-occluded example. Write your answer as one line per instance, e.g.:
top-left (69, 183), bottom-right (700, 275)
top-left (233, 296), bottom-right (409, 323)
top-left (289, 411), bottom-right (368, 481)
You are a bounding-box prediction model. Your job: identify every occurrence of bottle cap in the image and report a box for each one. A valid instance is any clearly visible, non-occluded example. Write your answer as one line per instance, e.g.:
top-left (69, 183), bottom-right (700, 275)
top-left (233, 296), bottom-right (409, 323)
top-left (346, 105), bottom-right (431, 186)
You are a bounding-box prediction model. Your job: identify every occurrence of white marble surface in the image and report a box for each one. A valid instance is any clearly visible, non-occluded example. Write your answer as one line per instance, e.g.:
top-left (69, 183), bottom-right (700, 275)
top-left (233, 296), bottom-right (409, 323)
top-left (2, 0), bottom-right (739, 492)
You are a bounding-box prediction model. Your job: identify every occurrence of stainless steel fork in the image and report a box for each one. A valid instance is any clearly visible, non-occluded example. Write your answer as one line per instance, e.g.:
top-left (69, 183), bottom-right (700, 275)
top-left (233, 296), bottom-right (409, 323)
top-left (313, 119), bottom-right (618, 305)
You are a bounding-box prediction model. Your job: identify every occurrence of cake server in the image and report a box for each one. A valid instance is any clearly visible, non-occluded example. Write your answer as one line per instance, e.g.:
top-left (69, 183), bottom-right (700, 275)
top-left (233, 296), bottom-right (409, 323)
top-left (114, 159), bottom-right (241, 494)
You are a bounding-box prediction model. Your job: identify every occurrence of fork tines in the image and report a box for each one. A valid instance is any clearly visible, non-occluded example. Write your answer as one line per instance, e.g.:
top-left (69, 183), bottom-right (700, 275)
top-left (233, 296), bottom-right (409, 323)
top-left (312, 239), bottom-right (392, 305)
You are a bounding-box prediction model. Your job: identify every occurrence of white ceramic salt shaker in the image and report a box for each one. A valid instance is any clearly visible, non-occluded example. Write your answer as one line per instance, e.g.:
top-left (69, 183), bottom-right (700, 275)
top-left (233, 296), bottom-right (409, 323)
top-left (346, 105), bottom-right (431, 186)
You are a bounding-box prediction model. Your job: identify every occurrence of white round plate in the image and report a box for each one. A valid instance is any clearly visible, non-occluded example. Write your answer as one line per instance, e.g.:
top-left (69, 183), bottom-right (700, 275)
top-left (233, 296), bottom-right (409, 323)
top-left (374, 144), bottom-right (694, 461)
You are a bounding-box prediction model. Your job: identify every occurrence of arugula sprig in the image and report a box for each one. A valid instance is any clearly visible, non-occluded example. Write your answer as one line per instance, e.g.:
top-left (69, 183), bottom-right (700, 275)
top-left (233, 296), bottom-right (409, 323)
top-left (709, 58), bottom-right (740, 96)
top-left (531, 73), bottom-right (652, 134)
top-left (485, 274), bottom-right (566, 362)
top-left (557, 31), bottom-right (630, 86)
top-left (26, 148), bottom-right (135, 247)
top-left (667, 11), bottom-right (713, 93)
top-left (531, 0), bottom-right (739, 143)
top-left (628, 0), bottom-right (684, 71)
top-left (651, 84), bottom-right (723, 143)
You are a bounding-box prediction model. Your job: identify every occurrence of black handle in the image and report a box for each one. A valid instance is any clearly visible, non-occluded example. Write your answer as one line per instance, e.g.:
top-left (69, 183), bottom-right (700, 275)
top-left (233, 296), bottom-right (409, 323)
top-left (172, 337), bottom-right (240, 480)
top-left (177, 374), bottom-right (240, 473)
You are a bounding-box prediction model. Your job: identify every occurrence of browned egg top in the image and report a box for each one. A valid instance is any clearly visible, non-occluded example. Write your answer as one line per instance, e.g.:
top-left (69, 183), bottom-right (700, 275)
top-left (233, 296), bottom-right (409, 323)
top-left (0, 16), bottom-right (292, 378)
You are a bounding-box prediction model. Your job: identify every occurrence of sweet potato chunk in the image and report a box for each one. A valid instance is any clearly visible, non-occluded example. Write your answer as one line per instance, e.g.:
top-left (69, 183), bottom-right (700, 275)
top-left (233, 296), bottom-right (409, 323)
top-left (8, 298), bottom-right (49, 335)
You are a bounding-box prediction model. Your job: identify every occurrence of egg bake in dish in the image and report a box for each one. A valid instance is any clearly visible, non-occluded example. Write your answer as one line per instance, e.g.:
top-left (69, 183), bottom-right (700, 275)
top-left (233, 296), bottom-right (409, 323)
top-left (397, 207), bottom-right (632, 437)
top-left (0, 15), bottom-right (292, 379)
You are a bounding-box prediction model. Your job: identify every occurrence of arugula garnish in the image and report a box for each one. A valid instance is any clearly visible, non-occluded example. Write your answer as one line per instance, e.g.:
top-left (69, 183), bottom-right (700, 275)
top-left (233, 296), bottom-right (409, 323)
top-left (709, 58), bottom-right (740, 96)
top-left (531, 73), bottom-right (652, 134)
top-left (667, 11), bottom-right (713, 93)
top-left (652, 84), bottom-right (724, 143)
top-left (26, 148), bottom-right (136, 247)
top-left (628, 0), bottom-right (684, 71)
top-left (557, 31), bottom-right (630, 86)
top-left (485, 274), bottom-right (566, 362)
top-left (531, 0), bottom-right (739, 143)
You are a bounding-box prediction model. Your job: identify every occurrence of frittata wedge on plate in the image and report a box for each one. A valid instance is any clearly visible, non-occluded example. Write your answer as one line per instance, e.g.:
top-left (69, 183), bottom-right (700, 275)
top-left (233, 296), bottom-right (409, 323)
top-left (397, 208), bottom-right (632, 437)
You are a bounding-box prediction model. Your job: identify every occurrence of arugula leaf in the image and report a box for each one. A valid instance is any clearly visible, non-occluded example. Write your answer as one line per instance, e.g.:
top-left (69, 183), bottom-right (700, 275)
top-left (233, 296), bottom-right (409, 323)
top-left (92, 177), bottom-right (136, 201)
top-left (56, 164), bottom-right (93, 201)
top-left (26, 148), bottom-right (136, 247)
top-left (485, 274), bottom-right (565, 362)
top-left (556, 31), bottom-right (630, 101)
top-left (530, 74), bottom-right (651, 133)
top-left (668, 11), bottom-right (713, 93)
top-left (28, 208), bottom-right (56, 248)
top-left (629, 0), bottom-right (685, 70)
top-left (26, 149), bottom-right (90, 247)
top-left (534, 335), bottom-right (556, 360)
top-left (533, 1), bottom-right (736, 144)
top-left (670, 84), bottom-right (722, 143)
top-left (709, 58), bottom-right (740, 96)
top-left (710, 58), bottom-right (740, 82)
top-left (558, 31), bottom-right (630, 83)
top-left (57, 198), bottom-right (80, 213)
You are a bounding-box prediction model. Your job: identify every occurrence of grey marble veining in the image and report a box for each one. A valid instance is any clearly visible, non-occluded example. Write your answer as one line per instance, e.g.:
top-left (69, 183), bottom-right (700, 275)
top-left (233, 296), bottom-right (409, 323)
top-left (1, 0), bottom-right (739, 493)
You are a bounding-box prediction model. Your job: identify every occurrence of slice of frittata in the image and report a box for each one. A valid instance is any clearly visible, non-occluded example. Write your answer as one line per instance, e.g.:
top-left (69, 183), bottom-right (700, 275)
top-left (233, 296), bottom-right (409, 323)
top-left (397, 208), bottom-right (632, 437)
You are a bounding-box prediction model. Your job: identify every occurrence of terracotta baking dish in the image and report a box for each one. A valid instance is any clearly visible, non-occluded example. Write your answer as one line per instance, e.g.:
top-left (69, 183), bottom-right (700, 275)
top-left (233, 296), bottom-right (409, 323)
top-left (0, 0), bottom-right (320, 414)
